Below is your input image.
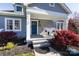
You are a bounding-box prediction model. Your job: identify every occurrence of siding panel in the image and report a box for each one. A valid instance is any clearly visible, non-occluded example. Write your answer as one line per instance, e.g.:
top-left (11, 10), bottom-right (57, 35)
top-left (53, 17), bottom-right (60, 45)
top-left (0, 16), bottom-right (26, 38)
top-left (28, 3), bottom-right (67, 14)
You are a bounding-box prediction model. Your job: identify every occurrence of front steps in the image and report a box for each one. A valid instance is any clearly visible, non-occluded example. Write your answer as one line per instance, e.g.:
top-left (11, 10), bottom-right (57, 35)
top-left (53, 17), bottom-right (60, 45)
top-left (31, 38), bottom-right (50, 48)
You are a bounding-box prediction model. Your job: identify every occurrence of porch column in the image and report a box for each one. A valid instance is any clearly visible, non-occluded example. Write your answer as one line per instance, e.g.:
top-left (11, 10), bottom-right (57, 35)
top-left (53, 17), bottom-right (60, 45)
top-left (66, 19), bottom-right (69, 30)
top-left (64, 17), bottom-right (69, 30)
top-left (64, 16), bottom-right (69, 30)
top-left (26, 12), bottom-right (31, 43)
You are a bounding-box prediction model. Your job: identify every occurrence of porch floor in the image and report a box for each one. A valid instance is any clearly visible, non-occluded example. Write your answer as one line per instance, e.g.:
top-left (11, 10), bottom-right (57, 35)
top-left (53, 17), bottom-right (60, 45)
top-left (31, 35), bottom-right (53, 40)
top-left (31, 35), bottom-right (44, 38)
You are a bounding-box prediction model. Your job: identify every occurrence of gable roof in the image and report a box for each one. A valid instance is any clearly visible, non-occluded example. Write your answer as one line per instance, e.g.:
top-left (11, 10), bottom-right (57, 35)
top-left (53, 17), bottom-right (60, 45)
top-left (0, 3), bottom-right (71, 17)
top-left (28, 3), bottom-right (71, 14)
top-left (0, 3), bottom-right (25, 17)
top-left (59, 3), bottom-right (71, 14)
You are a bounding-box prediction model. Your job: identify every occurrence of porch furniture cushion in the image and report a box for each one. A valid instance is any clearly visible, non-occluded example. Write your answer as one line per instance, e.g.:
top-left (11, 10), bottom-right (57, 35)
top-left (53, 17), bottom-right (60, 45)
top-left (40, 30), bottom-right (48, 37)
top-left (40, 27), bottom-right (57, 38)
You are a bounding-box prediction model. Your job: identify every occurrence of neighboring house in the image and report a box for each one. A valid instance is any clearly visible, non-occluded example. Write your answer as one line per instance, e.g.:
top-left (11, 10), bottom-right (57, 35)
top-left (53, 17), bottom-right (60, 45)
top-left (0, 3), bottom-right (26, 38)
top-left (27, 3), bottom-right (71, 44)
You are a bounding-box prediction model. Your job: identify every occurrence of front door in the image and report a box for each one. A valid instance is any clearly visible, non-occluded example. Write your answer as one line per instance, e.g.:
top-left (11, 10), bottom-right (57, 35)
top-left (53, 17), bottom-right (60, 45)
top-left (31, 21), bottom-right (38, 35)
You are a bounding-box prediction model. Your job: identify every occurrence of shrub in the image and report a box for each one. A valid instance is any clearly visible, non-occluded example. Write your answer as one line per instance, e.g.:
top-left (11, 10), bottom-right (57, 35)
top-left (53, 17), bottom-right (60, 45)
top-left (5, 42), bottom-right (15, 49)
top-left (0, 31), bottom-right (17, 46)
top-left (0, 31), bottom-right (16, 40)
top-left (68, 19), bottom-right (78, 34)
top-left (15, 37), bottom-right (26, 45)
top-left (51, 30), bottom-right (79, 48)
top-left (0, 31), bottom-right (26, 46)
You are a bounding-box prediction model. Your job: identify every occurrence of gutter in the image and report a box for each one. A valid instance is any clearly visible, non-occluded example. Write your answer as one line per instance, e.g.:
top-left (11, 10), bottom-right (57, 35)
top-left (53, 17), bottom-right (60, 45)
top-left (0, 11), bottom-right (25, 17)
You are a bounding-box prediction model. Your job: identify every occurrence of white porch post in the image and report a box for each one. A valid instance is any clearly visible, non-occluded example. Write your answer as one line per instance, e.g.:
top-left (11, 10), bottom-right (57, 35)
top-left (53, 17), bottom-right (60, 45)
top-left (26, 12), bottom-right (31, 43)
top-left (66, 19), bottom-right (69, 30)
top-left (64, 16), bottom-right (69, 30)
top-left (65, 17), bottom-right (69, 30)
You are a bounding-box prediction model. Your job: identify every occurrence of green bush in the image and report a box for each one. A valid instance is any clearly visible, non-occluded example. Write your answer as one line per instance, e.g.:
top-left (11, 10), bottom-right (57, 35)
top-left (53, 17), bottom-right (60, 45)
top-left (6, 42), bottom-right (15, 49)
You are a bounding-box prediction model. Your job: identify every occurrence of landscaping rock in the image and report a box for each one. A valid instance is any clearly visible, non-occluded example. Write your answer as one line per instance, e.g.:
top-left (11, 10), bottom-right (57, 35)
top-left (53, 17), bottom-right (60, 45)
top-left (35, 46), bottom-right (50, 54)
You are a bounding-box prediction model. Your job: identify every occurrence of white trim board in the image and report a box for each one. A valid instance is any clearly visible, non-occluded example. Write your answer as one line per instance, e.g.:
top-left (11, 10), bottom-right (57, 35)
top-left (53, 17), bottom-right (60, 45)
top-left (26, 12), bottom-right (31, 41)
top-left (0, 11), bottom-right (24, 17)
top-left (59, 4), bottom-right (71, 13)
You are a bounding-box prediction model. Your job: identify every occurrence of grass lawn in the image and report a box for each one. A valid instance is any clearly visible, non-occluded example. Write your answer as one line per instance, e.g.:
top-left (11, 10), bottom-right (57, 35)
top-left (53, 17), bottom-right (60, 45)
top-left (16, 52), bottom-right (35, 56)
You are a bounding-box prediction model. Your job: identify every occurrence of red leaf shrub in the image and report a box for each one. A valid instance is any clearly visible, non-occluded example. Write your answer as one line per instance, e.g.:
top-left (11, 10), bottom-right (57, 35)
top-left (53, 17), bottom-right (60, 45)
top-left (68, 18), bottom-right (78, 34)
top-left (0, 31), bottom-right (16, 40)
top-left (0, 31), bottom-right (17, 46)
top-left (53, 30), bottom-right (79, 47)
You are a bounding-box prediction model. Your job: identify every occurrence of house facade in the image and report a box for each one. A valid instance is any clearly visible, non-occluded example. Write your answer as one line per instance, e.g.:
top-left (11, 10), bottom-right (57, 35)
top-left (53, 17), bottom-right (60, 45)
top-left (27, 3), bottom-right (71, 43)
top-left (0, 3), bottom-right (26, 38)
top-left (0, 3), bottom-right (71, 45)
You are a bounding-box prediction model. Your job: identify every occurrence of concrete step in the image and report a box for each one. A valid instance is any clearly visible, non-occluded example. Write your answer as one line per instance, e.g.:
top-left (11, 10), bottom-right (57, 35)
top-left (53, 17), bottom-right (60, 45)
top-left (33, 39), bottom-right (48, 44)
top-left (31, 37), bottom-right (52, 41)
top-left (33, 42), bottom-right (50, 48)
top-left (31, 38), bottom-right (51, 48)
top-left (33, 41), bottom-right (49, 45)
top-left (31, 38), bottom-right (48, 41)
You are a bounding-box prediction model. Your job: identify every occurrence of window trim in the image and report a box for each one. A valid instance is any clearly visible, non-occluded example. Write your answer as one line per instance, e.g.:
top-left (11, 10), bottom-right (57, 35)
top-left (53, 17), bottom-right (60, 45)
top-left (14, 4), bottom-right (23, 13)
top-left (56, 22), bottom-right (64, 30)
top-left (49, 3), bottom-right (55, 7)
top-left (5, 18), bottom-right (21, 31)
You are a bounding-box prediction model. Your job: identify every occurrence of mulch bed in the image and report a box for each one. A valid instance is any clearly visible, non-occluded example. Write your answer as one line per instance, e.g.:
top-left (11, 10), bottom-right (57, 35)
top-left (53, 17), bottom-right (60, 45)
top-left (0, 45), bottom-right (35, 56)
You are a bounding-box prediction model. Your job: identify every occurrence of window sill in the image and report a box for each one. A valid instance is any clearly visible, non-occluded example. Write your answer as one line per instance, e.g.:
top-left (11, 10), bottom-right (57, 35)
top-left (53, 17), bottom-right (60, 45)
top-left (5, 30), bottom-right (21, 32)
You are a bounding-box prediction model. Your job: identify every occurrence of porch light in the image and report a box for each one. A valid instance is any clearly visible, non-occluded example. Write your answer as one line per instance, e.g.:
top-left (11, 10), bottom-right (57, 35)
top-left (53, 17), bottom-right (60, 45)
top-left (38, 20), bottom-right (41, 26)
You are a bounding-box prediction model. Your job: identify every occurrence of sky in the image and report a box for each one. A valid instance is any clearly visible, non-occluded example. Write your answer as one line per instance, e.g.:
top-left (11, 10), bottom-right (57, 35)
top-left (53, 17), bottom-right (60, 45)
top-left (0, 3), bottom-right (14, 10)
top-left (66, 3), bottom-right (79, 12)
top-left (0, 3), bottom-right (79, 13)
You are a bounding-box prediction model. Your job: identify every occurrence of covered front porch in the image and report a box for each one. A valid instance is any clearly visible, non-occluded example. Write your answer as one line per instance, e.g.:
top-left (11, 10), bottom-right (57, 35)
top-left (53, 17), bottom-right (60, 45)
top-left (27, 7), bottom-right (69, 41)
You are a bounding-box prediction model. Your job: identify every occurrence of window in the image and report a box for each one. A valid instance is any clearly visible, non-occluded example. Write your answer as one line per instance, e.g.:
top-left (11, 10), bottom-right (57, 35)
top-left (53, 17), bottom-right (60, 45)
top-left (16, 6), bottom-right (22, 12)
top-left (15, 5), bottom-right (23, 13)
top-left (56, 22), bottom-right (64, 30)
top-left (49, 3), bottom-right (55, 7)
top-left (15, 20), bottom-right (20, 30)
top-left (5, 18), bottom-right (21, 31)
top-left (7, 20), bottom-right (13, 30)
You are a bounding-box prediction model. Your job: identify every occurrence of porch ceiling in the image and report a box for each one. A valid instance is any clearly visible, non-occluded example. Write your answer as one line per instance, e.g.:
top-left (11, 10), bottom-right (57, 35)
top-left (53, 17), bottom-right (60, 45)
top-left (31, 13), bottom-right (66, 20)
top-left (27, 7), bottom-right (68, 20)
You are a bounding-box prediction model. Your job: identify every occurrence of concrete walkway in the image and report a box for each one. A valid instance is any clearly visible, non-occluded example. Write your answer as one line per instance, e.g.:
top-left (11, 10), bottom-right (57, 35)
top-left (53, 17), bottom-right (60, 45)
top-left (34, 47), bottom-right (61, 56)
